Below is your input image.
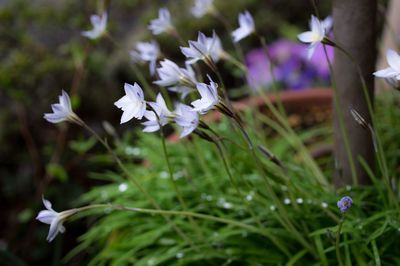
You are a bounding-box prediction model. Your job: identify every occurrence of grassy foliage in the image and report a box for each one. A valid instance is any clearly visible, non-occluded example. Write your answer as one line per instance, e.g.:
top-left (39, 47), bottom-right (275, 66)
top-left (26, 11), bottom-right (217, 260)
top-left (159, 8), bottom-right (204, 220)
top-left (63, 92), bottom-right (400, 265)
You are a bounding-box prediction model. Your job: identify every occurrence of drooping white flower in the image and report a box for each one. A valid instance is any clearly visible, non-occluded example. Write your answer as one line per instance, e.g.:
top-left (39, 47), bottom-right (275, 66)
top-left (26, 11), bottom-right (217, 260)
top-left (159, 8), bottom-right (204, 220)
top-left (191, 0), bottom-right (215, 18)
top-left (154, 59), bottom-right (197, 87)
top-left (114, 83), bottom-right (146, 124)
top-left (142, 93), bottom-right (172, 132)
top-left (36, 197), bottom-right (77, 242)
top-left (130, 41), bottom-right (160, 75)
top-left (81, 12), bottom-right (107, 40)
top-left (297, 15), bottom-right (326, 59)
top-left (44, 90), bottom-right (77, 124)
top-left (191, 75), bottom-right (219, 114)
top-left (148, 8), bottom-right (173, 35)
top-left (174, 103), bottom-right (199, 138)
top-left (373, 49), bottom-right (400, 80)
top-left (181, 31), bottom-right (223, 64)
top-left (232, 11), bottom-right (255, 43)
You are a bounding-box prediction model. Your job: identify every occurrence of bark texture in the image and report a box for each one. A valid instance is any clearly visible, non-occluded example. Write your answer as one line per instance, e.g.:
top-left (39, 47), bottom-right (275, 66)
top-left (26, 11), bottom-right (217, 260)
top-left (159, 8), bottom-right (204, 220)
top-left (332, 0), bottom-right (377, 186)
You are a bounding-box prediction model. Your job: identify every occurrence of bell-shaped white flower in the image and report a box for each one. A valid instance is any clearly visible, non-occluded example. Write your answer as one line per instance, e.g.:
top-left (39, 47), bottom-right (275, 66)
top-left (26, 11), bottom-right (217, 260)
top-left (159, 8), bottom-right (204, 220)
top-left (148, 8), bottom-right (173, 35)
top-left (142, 93), bottom-right (172, 132)
top-left (174, 103), bottom-right (199, 138)
top-left (181, 31), bottom-right (223, 64)
top-left (232, 11), bottom-right (255, 43)
top-left (81, 12), bottom-right (107, 40)
top-left (373, 49), bottom-right (400, 80)
top-left (44, 90), bottom-right (77, 124)
top-left (191, 75), bottom-right (219, 114)
top-left (297, 15), bottom-right (326, 59)
top-left (130, 41), bottom-right (160, 76)
top-left (114, 83), bottom-right (146, 124)
top-left (154, 59), bottom-right (197, 87)
top-left (191, 0), bottom-right (215, 18)
top-left (36, 197), bottom-right (77, 242)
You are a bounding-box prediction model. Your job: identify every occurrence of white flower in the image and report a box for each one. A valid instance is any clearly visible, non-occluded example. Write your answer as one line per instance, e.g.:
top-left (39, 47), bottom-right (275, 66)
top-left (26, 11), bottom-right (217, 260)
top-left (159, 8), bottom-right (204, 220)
top-left (114, 83), bottom-right (146, 124)
top-left (36, 197), bottom-right (77, 242)
top-left (130, 41), bottom-right (160, 75)
top-left (373, 49), bottom-right (400, 80)
top-left (191, 75), bottom-right (219, 114)
top-left (142, 93), bottom-right (172, 132)
top-left (168, 86), bottom-right (193, 100)
top-left (191, 0), bottom-right (215, 18)
top-left (154, 59), bottom-right (197, 87)
top-left (44, 90), bottom-right (77, 124)
top-left (181, 31), bottom-right (223, 64)
top-left (232, 11), bottom-right (255, 43)
top-left (174, 103), bottom-right (199, 138)
top-left (322, 16), bottom-right (333, 33)
top-left (81, 12), bottom-right (107, 40)
top-left (148, 8), bottom-right (173, 35)
top-left (297, 15), bottom-right (326, 59)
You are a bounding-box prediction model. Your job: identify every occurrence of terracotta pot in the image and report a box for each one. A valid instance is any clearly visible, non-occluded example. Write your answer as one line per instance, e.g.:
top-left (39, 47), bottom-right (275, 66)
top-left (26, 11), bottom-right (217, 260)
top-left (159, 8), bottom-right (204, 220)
top-left (168, 88), bottom-right (332, 143)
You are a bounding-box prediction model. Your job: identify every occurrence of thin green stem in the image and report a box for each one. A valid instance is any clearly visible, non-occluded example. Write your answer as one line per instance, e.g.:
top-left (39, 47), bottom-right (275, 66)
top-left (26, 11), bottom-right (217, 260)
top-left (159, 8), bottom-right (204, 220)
top-left (212, 138), bottom-right (291, 257)
top-left (335, 218), bottom-right (345, 266)
top-left (74, 118), bottom-right (195, 247)
top-left (160, 130), bottom-right (204, 240)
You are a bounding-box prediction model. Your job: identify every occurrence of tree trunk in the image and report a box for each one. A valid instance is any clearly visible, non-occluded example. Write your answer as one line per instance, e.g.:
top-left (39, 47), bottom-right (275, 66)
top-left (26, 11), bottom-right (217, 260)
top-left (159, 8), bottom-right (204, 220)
top-left (332, 0), bottom-right (377, 186)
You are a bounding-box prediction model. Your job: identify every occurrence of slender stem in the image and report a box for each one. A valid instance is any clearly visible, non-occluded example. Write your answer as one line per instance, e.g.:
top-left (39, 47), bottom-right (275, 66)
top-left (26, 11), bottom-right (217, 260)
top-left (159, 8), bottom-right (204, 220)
top-left (160, 130), bottom-right (204, 239)
top-left (71, 202), bottom-right (285, 245)
top-left (212, 137), bottom-right (291, 257)
top-left (225, 114), bottom-right (315, 256)
top-left (74, 118), bottom-right (195, 247)
top-left (335, 217), bottom-right (345, 266)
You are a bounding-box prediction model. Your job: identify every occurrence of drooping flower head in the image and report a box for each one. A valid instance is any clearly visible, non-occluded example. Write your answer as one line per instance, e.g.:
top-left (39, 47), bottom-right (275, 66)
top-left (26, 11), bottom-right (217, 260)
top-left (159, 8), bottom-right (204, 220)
top-left (373, 49), bottom-right (400, 80)
top-left (130, 41), bottom-right (160, 76)
top-left (232, 11), bottom-right (255, 43)
top-left (337, 196), bottom-right (353, 213)
top-left (297, 15), bottom-right (327, 59)
top-left (142, 93), bottom-right (172, 132)
top-left (81, 12), bottom-right (107, 40)
top-left (174, 103), bottom-right (199, 138)
top-left (181, 31), bottom-right (223, 65)
top-left (36, 197), bottom-right (77, 242)
top-left (191, 75), bottom-right (219, 114)
top-left (191, 0), bottom-right (215, 18)
top-left (148, 8), bottom-right (174, 35)
top-left (114, 83), bottom-right (146, 124)
top-left (44, 90), bottom-right (78, 124)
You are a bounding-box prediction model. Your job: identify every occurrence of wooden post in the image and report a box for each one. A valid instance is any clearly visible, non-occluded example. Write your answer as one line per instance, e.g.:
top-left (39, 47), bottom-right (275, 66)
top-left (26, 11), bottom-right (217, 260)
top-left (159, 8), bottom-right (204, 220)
top-left (332, 0), bottom-right (377, 186)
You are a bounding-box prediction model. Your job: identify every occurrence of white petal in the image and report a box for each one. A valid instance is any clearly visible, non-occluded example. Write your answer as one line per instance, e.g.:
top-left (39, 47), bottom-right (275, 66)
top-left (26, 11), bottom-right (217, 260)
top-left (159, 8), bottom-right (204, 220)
top-left (307, 43), bottom-right (318, 60)
top-left (36, 210), bottom-right (57, 224)
top-left (297, 31), bottom-right (316, 43)
top-left (386, 49), bottom-right (400, 73)
top-left (125, 83), bottom-right (144, 101)
top-left (373, 67), bottom-right (398, 78)
top-left (47, 220), bottom-right (60, 242)
top-left (42, 197), bottom-right (53, 211)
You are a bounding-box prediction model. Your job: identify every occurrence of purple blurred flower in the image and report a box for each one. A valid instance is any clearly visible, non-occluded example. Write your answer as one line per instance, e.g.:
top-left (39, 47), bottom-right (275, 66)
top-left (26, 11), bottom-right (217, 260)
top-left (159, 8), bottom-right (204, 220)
top-left (245, 39), bottom-right (334, 90)
top-left (337, 196), bottom-right (353, 213)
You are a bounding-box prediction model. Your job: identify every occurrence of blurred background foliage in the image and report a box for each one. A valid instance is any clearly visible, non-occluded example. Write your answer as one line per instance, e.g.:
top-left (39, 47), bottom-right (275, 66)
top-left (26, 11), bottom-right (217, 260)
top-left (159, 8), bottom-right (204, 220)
top-left (3, 0), bottom-right (381, 264)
